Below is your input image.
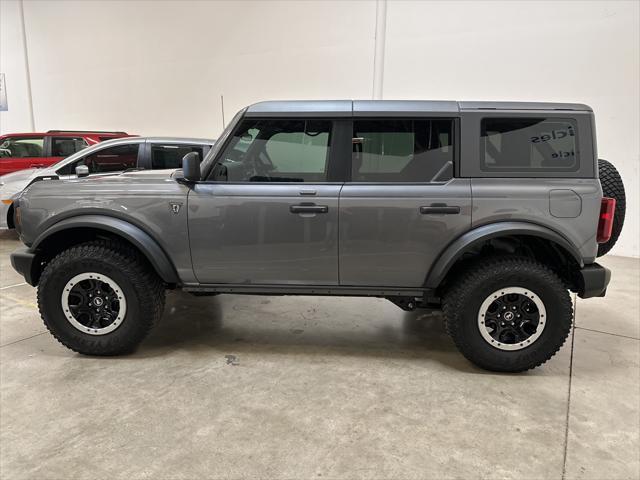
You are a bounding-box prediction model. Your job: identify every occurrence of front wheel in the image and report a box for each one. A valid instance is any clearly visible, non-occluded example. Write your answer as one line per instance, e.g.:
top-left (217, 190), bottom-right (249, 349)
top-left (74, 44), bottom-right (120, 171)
top-left (37, 240), bottom-right (166, 355)
top-left (442, 257), bottom-right (573, 372)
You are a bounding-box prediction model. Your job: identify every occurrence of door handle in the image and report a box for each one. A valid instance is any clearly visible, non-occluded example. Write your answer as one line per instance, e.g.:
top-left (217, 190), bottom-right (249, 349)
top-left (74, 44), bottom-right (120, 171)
top-left (420, 205), bottom-right (460, 215)
top-left (290, 204), bottom-right (328, 214)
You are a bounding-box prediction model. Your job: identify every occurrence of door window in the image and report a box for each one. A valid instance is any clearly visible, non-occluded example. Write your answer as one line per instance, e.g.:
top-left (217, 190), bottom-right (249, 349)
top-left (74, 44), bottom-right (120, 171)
top-left (151, 144), bottom-right (204, 169)
top-left (352, 119), bottom-right (454, 182)
top-left (0, 137), bottom-right (44, 158)
top-left (51, 137), bottom-right (88, 157)
top-left (211, 119), bottom-right (332, 182)
top-left (57, 144), bottom-right (139, 175)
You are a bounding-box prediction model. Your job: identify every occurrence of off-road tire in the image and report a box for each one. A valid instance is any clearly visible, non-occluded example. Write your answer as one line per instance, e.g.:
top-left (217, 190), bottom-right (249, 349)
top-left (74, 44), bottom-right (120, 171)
top-left (443, 256), bottom-right (573, 372)
top-left (597, 158), bottom-right (626, 257)
top-left (37, 240), bottom-right (165, 355)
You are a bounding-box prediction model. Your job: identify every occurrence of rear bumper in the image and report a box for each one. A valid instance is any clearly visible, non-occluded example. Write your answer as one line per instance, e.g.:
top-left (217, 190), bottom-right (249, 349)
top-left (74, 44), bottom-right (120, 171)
top-left (10, 247), bottom-right (37, 286)
top-left (577, 263), bottom-right (611, 299)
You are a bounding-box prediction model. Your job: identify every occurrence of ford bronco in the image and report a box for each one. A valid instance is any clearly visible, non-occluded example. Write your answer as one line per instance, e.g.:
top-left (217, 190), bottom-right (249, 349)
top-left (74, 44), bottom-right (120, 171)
top-left (9, 101), bottom-right (626, 372)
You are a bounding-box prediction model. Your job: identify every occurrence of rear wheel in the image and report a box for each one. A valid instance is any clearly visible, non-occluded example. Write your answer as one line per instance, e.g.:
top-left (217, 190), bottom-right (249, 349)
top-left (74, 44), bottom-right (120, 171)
top-left (37, 240), bottom-right (165, 355)
top-left (443, 256), bottom-right (573, 372)
top-left (597, 158), bottom-right (626, 257)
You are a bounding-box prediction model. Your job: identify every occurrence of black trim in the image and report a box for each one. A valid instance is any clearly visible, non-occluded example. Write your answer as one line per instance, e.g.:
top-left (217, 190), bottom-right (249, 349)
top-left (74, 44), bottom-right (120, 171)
top-left (183, 283), bottom-right (428, 297)
top-left (453, 117), bottom-right (461, 177)
top-left (32, 215), bottom-right (180, 284)
top-left (327, 118), bottom-right (351, 182)
top-left (577, 263), bottom-right (611, 299)
top-left (420, 205), bottom-right (460, 215)
top-left (425, 221), bottom-right (585, 289)
top-left (10, 247), bottom-right (37, 286)
top-left (139, 141), bottom-right (151, 169)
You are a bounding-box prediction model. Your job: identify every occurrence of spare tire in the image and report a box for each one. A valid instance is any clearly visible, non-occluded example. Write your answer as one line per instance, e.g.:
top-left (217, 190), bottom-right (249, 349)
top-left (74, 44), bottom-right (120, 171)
top-left (597, 159), bottom-right (626, 257)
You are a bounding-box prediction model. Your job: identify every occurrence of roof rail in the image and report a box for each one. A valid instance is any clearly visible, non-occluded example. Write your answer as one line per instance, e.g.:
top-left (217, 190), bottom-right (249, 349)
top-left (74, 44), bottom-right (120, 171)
top-left (46, 130), bottom-right (127, 134)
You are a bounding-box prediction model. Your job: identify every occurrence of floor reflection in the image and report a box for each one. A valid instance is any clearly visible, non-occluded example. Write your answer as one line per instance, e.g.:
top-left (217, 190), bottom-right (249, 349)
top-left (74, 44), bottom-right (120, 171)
top-left (139, 290), bottom-right (467, 369)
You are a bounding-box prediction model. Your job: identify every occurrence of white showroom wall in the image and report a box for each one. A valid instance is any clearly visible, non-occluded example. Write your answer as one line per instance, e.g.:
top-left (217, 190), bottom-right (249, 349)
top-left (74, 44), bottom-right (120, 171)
top-left (0, 0), bottom-right (638, 257)
top-left (0, 0), bottom-right (33, 132)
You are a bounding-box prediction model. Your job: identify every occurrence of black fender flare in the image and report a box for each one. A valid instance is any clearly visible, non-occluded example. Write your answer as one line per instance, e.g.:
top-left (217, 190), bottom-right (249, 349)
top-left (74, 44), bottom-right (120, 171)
top-left (32, 215), bottom-right (180, 284)
top-left (425, 221), bottom-right (584, 289)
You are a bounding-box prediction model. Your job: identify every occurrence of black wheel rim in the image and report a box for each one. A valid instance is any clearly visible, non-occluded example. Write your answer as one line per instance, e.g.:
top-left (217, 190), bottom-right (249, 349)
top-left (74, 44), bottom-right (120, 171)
top-left (478, 287), bottom-right (546, 350)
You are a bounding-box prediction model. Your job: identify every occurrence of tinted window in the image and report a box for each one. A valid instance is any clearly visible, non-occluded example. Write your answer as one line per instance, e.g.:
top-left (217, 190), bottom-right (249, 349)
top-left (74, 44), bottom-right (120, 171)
top-left (481, 118), bottom-right (579, 172)
top-left (211, 119), bottom-right (331, 182)
top-left (0, 137), bottom-right (44, 158)
top-left (352, 119), bottom-right (453, 182)
top-left (51, 137), bottom-right (88, 157)
top-left (151, 144), bottom-right (204, 169)
top-left (58, 144), bottom-right (139, 175)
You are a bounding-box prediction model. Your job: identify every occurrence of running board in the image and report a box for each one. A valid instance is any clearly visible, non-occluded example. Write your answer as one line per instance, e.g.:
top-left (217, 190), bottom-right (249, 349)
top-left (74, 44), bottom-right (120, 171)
top-left (182, 283), bottom-right (430, 298)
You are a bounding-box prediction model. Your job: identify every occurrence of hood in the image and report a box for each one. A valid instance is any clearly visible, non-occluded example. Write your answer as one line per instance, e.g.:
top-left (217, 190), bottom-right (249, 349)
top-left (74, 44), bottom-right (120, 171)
top-left (0, 168), bottom-right (41, 185)
top-left (0, 168), bottom-right (50, 199)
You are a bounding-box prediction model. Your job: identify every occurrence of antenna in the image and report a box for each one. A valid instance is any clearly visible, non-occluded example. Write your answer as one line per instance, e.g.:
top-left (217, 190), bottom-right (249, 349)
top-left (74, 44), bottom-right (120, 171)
top-left (221, 94), bottom-right (226, 128)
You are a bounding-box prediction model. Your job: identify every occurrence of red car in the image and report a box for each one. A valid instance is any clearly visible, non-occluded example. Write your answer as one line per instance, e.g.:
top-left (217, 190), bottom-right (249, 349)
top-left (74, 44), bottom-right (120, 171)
top-left (0, 130), bottom-right (133, 175)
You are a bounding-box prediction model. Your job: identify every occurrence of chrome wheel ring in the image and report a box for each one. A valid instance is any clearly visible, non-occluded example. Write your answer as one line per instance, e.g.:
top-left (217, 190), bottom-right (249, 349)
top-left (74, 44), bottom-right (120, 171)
top-left (61, 272), bottom-right (127, 335)
top-left (477, 287), bottom-right (546, 351)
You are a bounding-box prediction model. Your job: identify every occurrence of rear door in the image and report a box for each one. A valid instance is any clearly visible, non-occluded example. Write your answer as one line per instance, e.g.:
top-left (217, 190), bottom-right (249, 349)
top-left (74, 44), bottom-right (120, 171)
top-left (188, 117), bottom-right (346, 285)
top-left (48, 136), bottom-right (89, 165)
top-left (339, 117), bottom-right (471, 287)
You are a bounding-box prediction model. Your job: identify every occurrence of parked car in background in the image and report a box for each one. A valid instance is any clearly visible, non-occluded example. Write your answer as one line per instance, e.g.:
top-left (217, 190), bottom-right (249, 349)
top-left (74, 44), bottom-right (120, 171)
top-left (0, 130), bottom-right (132, 176)
top-left (0, 136), bottom-right (214, 229)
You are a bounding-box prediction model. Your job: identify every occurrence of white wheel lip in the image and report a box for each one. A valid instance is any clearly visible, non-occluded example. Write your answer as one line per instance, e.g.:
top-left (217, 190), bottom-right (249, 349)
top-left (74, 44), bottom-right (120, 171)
top-left (61, 272), bottom-right (127, 336)
top-left (477, 286), bottom-right (546, 351)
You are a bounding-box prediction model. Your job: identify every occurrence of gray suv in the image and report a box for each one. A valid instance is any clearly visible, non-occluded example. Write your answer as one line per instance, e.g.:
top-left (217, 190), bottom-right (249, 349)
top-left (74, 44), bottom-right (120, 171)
top-left (9, 101), bottom-right (626, 372)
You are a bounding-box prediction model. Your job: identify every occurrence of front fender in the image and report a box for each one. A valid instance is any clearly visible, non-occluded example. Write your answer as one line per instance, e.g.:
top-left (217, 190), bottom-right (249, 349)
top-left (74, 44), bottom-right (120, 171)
top-left (425, 221), bottom-right (584, 289)
top-left (32, 215), bottom-right (180, 284)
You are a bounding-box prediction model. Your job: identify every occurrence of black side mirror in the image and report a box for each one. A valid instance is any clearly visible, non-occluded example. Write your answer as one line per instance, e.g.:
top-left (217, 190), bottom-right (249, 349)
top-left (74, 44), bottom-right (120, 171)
top-left (181, 152), bottom-right (201, 182)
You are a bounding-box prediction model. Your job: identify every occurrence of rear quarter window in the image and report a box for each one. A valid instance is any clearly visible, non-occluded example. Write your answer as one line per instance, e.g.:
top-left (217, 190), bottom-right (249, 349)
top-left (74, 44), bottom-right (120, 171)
top-left (480, 118), bottom-right (579, 172)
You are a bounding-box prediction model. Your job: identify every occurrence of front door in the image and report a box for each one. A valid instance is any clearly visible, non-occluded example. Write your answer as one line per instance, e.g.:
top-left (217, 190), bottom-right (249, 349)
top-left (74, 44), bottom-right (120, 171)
top-left (189, 117), bottom-right (342, 285)
top-left (339, 118), bottom-right (472, 287)
top-left (0, 136), bottom-right (46, 175)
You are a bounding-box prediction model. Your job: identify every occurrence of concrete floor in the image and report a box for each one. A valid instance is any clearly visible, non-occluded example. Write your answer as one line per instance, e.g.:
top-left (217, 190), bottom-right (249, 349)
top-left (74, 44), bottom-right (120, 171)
top-left (0, 230), bottom-right (638, 480)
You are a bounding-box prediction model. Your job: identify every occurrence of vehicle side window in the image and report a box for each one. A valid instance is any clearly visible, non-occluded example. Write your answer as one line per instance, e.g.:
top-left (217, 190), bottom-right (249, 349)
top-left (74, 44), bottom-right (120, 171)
top-left (480, 118), bottom-right (579, 172)
top-left (0, 137), bottom-right (44, 158)
top-left (211, 119), bottom-right (332, 182)
top-left (151, 144), bottom-right (203, 169)
top-left (51, 137), bottom-right (88, 157)
top-left (352, 119), bottom-right (454, 182)
top-left (57, 144), bottom-right (139, 175)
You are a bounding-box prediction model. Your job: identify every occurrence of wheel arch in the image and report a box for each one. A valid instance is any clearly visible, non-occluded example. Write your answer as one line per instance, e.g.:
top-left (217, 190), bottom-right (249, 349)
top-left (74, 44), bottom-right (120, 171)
top-left (31, 215), bottom-right (180, 285)
top-left (425, 222), bottom-right (584, 290)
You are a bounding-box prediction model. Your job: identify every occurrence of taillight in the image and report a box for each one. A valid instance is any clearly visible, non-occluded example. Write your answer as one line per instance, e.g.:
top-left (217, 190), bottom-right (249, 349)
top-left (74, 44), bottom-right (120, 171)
top-left (597, 197), bottom-right (616, 243)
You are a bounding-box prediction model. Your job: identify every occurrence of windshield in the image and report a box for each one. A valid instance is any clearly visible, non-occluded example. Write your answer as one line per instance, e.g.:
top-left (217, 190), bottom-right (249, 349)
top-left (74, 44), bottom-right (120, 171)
top-left (199, 108), bottom-right (246, 178)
